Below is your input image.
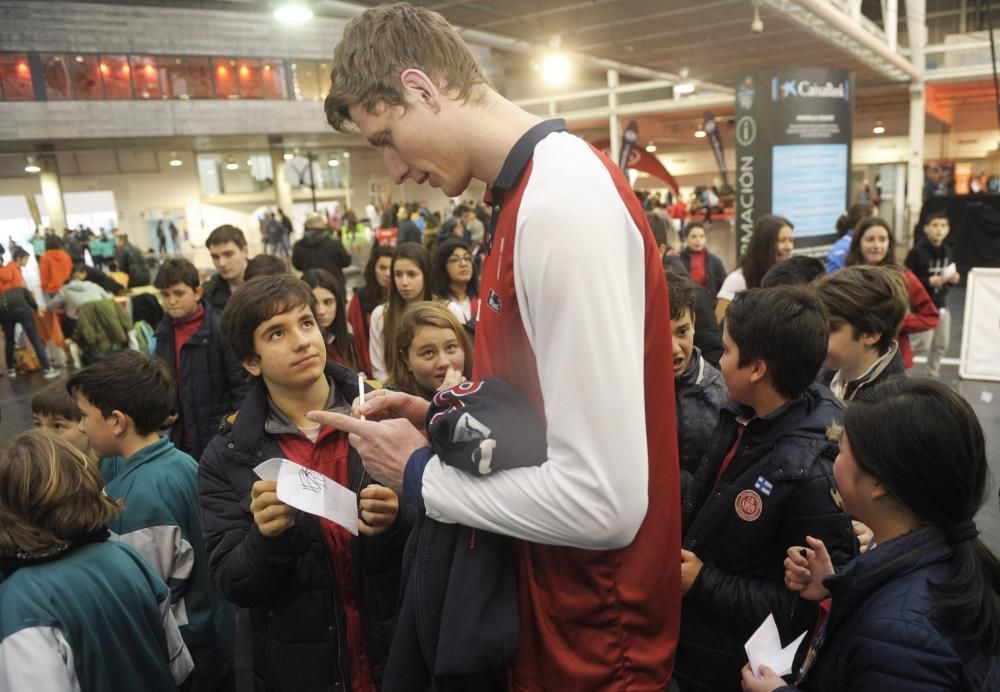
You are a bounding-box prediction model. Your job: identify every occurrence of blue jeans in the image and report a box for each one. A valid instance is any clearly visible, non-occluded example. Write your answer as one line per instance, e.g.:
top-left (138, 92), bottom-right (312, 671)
top-left (0, 307), bottom-right (52, 371)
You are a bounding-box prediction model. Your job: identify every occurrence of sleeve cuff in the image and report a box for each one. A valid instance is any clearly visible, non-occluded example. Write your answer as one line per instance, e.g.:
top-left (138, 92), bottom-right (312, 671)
top-left (403, 447), bottom-right (434, 510)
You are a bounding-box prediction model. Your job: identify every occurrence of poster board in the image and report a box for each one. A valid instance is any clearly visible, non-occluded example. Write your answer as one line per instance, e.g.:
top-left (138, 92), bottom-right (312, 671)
top-left (959, 268), bottom-right (1000, 381)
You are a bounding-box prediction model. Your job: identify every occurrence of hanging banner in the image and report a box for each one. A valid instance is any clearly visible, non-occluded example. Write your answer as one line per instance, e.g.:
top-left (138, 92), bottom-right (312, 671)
top-left (618, 120), bottom-right (639, 172)
top-left (734, 68), bottom-right (854, 257)
top-left (703, 111), bottom-right (729, 188)
top-left (593, 138), bottom-right (681, 195)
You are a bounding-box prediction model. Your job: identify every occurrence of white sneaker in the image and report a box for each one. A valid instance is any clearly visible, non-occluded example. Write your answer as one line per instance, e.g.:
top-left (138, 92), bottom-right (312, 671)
top-left (43, 368), bottom-right (61, 380)
top-left (7, 370), bottom-right (17, 379)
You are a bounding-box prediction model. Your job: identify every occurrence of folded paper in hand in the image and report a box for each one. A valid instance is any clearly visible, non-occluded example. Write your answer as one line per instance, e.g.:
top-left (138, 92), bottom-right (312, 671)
top-left (941, 262), bottom-right (958, 280)
top-left (744, 613), bottom-right (807, 679)
top-left (254, 458), bottom-right (359, 536)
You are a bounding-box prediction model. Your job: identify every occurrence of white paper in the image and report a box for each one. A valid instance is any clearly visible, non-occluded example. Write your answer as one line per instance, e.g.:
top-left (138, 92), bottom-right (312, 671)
top-left (744, 613), bottom-right (807, 679)
top-left (255, 457), bottom-right (359, 535)
top-left (941, 262), bottom-right (958, 280)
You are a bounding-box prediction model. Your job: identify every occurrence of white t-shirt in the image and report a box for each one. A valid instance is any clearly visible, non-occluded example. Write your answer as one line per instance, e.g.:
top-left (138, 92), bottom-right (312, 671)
top-left (717, 267), bottom-right (747, 302)
top-left (446, 296), bottom-right (472, 325)
top-left (368, 303), bottom-right (388, 382)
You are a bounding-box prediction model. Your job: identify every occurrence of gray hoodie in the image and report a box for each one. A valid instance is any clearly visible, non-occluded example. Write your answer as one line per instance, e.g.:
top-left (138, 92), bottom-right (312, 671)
top-left (48, 279), bottom-right (112, 319)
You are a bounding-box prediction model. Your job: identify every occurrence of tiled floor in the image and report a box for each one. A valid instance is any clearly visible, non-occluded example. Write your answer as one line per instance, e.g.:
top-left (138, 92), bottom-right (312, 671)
top-left (2, 286), bottom-right (998, 554)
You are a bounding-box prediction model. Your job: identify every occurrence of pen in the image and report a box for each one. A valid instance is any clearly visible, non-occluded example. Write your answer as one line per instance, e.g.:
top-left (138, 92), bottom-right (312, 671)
top-left (358, 374), bottom-right (366, 420)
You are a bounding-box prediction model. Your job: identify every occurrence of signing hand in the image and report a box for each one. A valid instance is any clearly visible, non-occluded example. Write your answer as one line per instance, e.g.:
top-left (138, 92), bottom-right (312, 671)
top-left (307, 410), bottom-right (429, 494)
top-left (358, 484), bottom-right (400, 536)
top-left (250, 480), bottom-right (296, 537)
top-left (680, 549), bottom-right (704, 595)
top-left (351, 388), bottom-right (430, 428)
top-left (739, 664), bottom-right (787, 691)
top-left (784, 535), bottom-right (834, 601)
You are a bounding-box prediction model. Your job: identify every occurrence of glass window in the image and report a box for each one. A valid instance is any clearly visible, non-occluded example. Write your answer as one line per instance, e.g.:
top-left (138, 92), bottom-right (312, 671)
top-left (69, 54), bottom-right (103, 99)
top-left (316, 61), bottom-right (330, 99)
top-left (236, 59), bottom-right (262, 99)
top-left (0, 54), bottom-right (34, 100)
top-left (101, 55), bottom-right (132, 99)
top-left (185, 58), bottom-right (214, 99)
top-left (130, 55), bottom-right (163, 99)
top-left (261, 59), bottom-right (287, 99)
top-left (213, 58), bottom-right (238, 99)
top-left (41, 54), bottom-right (72, 100)
top-left (291, 60), bottom-right (320, 101)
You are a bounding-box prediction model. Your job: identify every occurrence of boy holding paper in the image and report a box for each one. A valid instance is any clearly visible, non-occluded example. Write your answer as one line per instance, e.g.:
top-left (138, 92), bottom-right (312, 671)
top-left (905, 211), bottom-right (960, 378)
top-left (199, 274), bottom-right (408, 691)
top-left (66, 351), bottom-right (235, 691)
top-left (675, 287), bottom-right (858, 691)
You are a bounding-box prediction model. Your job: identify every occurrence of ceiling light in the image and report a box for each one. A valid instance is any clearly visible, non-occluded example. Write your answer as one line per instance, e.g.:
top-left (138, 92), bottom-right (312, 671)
top-left (645, 143), bottom-right (657, 153)
top-left (283, 152), bottom-right (294, 161)
top-left (168, 152), bottom-right (182, 167)
top-left (225, 158), bottom-right (239, 170)
top-left (541, 53), bottom-right (571, 86)
top-left (674, 82), bottom-right (696, 95)
top-left (694, 129), bottom-right (707, 138)
top-left (328, 158), bottom-right (339, 167)
top-left (872, 122), bottom-right (886, 135)
top-left (24, 156), bottom-right (41, 174)
top-left (247, 158), bottom-right (253, 165)
top-left (342, 152), bottom-right (351, 159)
top-left (273, 2), bottom-right (313, 24)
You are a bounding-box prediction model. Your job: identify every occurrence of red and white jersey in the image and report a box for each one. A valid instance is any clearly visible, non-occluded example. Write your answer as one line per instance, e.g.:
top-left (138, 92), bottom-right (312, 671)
top-left (418, 121), bottom-right (681, 689)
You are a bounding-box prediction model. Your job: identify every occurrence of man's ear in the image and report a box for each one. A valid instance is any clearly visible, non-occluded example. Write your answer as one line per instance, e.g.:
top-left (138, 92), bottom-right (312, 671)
top-left (860, 331), bottom-right (881, 349)
top-left (748, 358), bottom-right (768, 384)
top-left (110, 410), bottom-right (129, 436)
top-left (399, 68), bottom-right (442, 112)
top-left (242, 355), bottom-right (261, 378)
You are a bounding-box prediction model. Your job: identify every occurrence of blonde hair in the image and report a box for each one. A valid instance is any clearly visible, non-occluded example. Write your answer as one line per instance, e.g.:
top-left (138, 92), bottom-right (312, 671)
top-left (389, 301), bottom-right (473, 398)
top-left (324, 2), bottom-right (490, 132)
top-left (0, 430), bottom-right (121, 554)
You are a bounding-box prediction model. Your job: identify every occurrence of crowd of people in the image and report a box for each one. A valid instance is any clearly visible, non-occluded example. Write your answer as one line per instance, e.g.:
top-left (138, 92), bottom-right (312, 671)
top-left (1, 3), bottom-right (999, 692)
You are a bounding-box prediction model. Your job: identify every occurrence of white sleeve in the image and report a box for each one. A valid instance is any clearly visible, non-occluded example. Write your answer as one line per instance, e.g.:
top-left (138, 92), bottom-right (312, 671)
top-left (716, 269), bottom-right (746, 301)
top-left (0, 626), bottom-right (80, 692)
top-left (420, 153), bottom-right (649, 549)
top-left (368, 304), bottom-right (388, 382)
top-left (111, 525), bottom-right (195, 626)
top-left (159, 588), bottom-right (195, 685)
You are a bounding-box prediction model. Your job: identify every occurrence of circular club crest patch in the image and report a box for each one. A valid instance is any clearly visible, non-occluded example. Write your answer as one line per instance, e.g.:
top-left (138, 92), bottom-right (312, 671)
top-left (735, 490), bottom-right (763, 522)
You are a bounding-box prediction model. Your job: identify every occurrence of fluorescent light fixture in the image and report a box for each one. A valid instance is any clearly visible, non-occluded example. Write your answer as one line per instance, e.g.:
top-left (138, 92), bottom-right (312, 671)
top-left (541, 53), bottom-right (571, 86)
top-left (645, 143), bottom-right (657, 153)
top-left (328, 158), bottom-right (340, 167)
top-left (273, 2), bottom-right (313, 24)
top-left (168, 152), bottom-right (183, 167)
top-left (342, 152), bottom-right (351, 159)
top-left (225, 158), bottom-right (239, 170)
top-left (872, 122), bottom-right (886, 135)
top-left (283, 152), bottom-right (294, 161)
top-left (674, 82), bottom-right (696, 95)
top-left (24, 156), bottom-right (40, 174)
top-left (694, 129), bottom-right (707, 138)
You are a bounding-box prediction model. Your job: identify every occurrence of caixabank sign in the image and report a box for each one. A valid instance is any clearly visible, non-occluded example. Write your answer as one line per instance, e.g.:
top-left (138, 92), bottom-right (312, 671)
top-left (734, 68), bottom-right (854, 257)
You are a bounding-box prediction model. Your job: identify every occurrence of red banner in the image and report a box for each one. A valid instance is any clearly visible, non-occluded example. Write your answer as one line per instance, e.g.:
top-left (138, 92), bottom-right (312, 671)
top-left (592, 138), bottom-right (680, 195)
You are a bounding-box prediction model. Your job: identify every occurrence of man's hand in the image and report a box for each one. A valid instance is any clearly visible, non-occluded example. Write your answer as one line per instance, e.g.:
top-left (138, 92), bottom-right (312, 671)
top-left (784, 535), bottom-right (834, 601)
top-left (739, 664), bottom-right (786, 691)
top-left (680, 549), bottom-right (704, 595)
top-left (250, 480), bottom-right (296, 537)
top-left (358, 485), bottom-right (399, 536)
top-left (351, 388), bottom-right (430, 428)
top-left (307, 411), bottom-right (429, 495)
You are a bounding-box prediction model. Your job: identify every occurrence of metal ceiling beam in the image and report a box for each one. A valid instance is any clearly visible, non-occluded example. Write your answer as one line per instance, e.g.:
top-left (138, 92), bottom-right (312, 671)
top-left (316, 0), bottom-right (734, 94)
top-left (762, 0), bottom-right (920, 81)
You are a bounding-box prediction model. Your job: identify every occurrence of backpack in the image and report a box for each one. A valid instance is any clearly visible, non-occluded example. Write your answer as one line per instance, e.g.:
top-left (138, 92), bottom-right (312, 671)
top-left (129, 319), bottom-right (157, 354)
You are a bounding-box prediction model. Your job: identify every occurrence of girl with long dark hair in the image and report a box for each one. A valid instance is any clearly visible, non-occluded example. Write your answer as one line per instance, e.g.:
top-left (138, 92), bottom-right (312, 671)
top-left (301, 269), bottom-right (359, 372)
top-left (368, 242), bottom-right (433, 381)
top-left (431, 237), bottom-right (479, 328)
top-left (347, 244), bottom-right (394, 377)
top-left (715, 215), bottom-right (793, 322)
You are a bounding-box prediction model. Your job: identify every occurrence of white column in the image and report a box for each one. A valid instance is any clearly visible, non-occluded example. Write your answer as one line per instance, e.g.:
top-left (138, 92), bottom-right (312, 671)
top-left (607, 69), bottom-right (620, 166)
top-left (270, 149), bottom-right (295, 230)
top-left (905, 0), bottom-right (927, 246)
top-left (38, 154), bottom-right (67, 232)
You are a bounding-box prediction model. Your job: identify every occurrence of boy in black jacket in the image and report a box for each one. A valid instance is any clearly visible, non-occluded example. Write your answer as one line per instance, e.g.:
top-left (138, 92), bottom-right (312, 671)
top-left (675, 287), bottom-right (857, 692)
top-left (153, 258), bottom-right (249, 460)
top-left (905, 211), bottom-right (960, 377)
top-left (199, 274), bottom-right (408, 691)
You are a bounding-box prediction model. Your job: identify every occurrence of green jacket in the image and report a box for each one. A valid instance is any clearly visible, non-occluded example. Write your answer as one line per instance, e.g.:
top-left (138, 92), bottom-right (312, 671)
top-left (75, 298), bottom-right (131, 354)
top-left (101, 437), bottom-right (235, 687)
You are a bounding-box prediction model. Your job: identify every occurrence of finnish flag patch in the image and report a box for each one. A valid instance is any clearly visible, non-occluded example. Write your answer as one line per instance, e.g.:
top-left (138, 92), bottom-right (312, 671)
top-left (754, 476), bottom-right (773, 496)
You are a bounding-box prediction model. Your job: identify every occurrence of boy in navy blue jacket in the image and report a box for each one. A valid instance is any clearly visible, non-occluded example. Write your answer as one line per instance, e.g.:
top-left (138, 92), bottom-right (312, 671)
top-left (675, 287), bottom-right (858, 692)
top-left (153, 258), bottom-right (248, 460)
